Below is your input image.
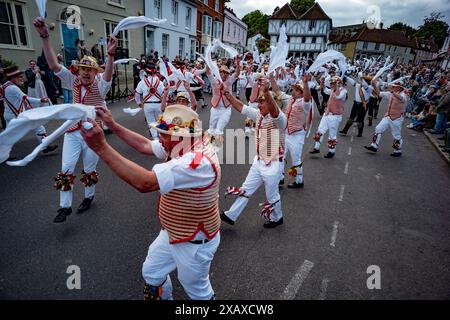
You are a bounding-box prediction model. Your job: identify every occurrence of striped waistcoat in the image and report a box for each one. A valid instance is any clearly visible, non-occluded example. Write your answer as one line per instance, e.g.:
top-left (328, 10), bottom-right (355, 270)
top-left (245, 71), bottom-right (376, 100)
top-left (255, 113), bottom-right (285, 165)
top-left (158, 139), bottom-right (221, 244)
top-left (385, 94), bottom-right (406, 120)
top-left (284, 98), bottom-right (307, 135)
top-left (67, 77), bottom-right (105, 133)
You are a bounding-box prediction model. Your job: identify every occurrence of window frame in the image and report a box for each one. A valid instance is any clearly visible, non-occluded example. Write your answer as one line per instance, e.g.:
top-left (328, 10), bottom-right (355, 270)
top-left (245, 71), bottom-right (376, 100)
top-left (0, 0), bottom-right (32, 49)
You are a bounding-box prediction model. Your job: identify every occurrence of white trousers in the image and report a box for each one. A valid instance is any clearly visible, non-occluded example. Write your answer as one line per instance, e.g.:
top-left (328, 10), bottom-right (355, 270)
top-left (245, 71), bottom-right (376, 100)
top-left (60, 131), bottom-right (99, 208)
top-left (142, 229), bottom-right (220, 300)
top-left (4, 112), bottom-right (46, 143)
top-left (143, 102), bottom-right (161, 139)
top-left (283, 130), bottom-right (306, 184)
top-left (225, 157), bottom-right (283, 223)
top-left (208, 106), bottom-right (232, 136)
top-left (371, 116), bottom-right (404, 152)
top-left (315, 114), bottom-right (342, 153)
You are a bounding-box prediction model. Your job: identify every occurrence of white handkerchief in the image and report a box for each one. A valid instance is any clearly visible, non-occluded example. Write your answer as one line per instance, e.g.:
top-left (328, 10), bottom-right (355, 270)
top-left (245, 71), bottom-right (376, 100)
top-left (35, 0), bottom-right (47, 18)
top-left (112, 16), bottom-right (166, 37)
top-left (123, 107), bottom-right (142, 116)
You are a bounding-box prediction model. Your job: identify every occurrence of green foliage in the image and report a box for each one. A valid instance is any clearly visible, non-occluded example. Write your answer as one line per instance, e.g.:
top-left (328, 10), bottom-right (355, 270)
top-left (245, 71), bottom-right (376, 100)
top-left (242, 10), bottom-right (269, 39)
top-left (257, 38), bottom-right (270, 53)
top-left (2, 59), bottom-right (16, 68)
top-left (416, 12), bottom-right (449, 48)
top-left (290, 0), bottom-right (315, 16)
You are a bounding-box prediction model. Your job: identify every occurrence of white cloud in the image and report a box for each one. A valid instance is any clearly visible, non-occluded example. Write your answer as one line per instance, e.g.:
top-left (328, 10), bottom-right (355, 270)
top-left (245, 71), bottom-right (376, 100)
top-left (227, 0), bottom-right (450, 28)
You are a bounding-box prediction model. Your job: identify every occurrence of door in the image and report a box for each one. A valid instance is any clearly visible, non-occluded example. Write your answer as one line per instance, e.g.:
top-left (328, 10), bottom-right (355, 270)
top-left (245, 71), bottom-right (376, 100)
top-left (61, 23), bottom-right (80, 66)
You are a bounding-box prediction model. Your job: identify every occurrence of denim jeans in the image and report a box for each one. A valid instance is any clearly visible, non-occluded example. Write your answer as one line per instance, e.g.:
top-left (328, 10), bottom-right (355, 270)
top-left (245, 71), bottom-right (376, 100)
top-left (63, 89), bottom-right (73, 104)
top-left (433, 112), bottom-right (447, 133)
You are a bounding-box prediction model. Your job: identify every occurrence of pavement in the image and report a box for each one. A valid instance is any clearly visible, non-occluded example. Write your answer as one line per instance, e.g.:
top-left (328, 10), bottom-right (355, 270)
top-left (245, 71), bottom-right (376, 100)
top-left (1, 86), bottom-right (450, 300)
top-left (422, 129), bottom-right (450, 165)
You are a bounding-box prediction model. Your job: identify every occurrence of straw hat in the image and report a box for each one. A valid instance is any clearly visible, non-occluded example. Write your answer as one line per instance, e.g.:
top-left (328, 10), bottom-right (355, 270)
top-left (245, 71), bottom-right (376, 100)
top-left (219, 65), bottom-right (230, 74)
top-left (74, 56), bottom-right (104, 72)
top-left (4, 66), bottom-right (23, 79)
top-left (292, 80), bottom-right (304, 91)
top-left (175, 91), bottom-right (190, 103)
top-left (330, 76), bottom-right (341, 84)
top-left (151, 104), bottom-right (202, 137)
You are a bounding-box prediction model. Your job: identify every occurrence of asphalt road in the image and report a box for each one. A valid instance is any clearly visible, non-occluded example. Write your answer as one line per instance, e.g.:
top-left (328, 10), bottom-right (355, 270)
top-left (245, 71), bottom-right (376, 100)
top-left (1, 85), bottom-right (449, 300)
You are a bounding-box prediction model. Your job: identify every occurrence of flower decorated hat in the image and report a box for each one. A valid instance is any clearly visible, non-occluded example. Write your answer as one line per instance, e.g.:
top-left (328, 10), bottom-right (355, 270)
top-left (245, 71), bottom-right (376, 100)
top-left (151, 104), bottom-right (202, 137)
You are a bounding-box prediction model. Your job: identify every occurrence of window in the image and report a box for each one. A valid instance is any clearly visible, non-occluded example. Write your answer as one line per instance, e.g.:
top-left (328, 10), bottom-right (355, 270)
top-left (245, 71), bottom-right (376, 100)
top-left (202, 15), bottom-right (212, 37)
top-left (172, 1), bottom-right (178, 25)
top-left (190, 39), bottom-right (196, 60)
top-left (0, 1), bottom-right (30, 47)
top-left (227, 23), bottom-right (230, 35)
top-left (215, 0), bottom-right (219, 12)
top-left (363, 41), bottom-right (368, 49)
top-left (186, 7), bottom-right (191, 29)
top-left (105, 21), bottom-right (128, 48)
top-left (375, 43), bottom-right (380, 50)
top-left (301, 37), bottom-right (306, 43)
top-left (108, 0), bottom-right (123, 5)
top-left (203, 0), bottom-right (208, 4)
top-left (233, 25), bottom-right (236, 37)
top-left (179, 37), bottom-right (185, 57)
top-left (213, 21), bottom-right (222, 40)
top-left (238, 28), bottom-right (240, 39)
top-left (154, 0), bottom-right (162, 19)
top-left (312, 37), bottom-right (316, 44)
top-left (162, 33), bottom-right (169, 56)
top-left (309, 20), bottom-right (316, 31)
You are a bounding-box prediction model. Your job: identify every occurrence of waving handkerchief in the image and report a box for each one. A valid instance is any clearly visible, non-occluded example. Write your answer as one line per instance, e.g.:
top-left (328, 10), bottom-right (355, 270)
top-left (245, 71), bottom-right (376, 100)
top-left (213, 39), bottom-right (239, 58)
top-left (307, 50), bottom-right (346, 75)
top-left (112, 16), bottom-right (166, 37)
top-left (123, 107), bottom-right (142, 116)
top-left (0, 104), bottom-right (96, 166)
top-left (35, 0), bottom-right (47, 18)
top-left (114, 58), bottom-right (139, 65)
top-left (268, 25), bottom-right (289, 75)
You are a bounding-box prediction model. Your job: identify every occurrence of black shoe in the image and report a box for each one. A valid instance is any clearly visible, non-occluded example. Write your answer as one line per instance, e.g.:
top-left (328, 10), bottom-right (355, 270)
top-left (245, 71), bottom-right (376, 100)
top-left (288, 182), bottom-right (304, 189)
top-left (279, 179), bottom-right (285, 186)
top-left (220, 211), bottom-right (235, 226)
top-left (368, 121), bottom-right (373, 127)
top-left (53, 207), bottom-right (72, 223)
top-left (339, 130), bottom-right (347, 136)
top-left (364, 146), bottom-right (378, 153)
top-left (390, 152), bottom-right (402, 157)
top-left (42, 145), bottom-right (58, 154)
top-left (357, 134), bottom-right (363, 137)
top-left (202, 105), bottom-right (207, 109)
top-left (77, 197), bottom-right (94, 214)
top-left (324, 152), bottom-right (335, 159)
top-left (264, 218), bottom-right (284, 228)
top-left (309, 149), bottom-right (320, 154)
top-left (103, 129), bottom-right (113, 135)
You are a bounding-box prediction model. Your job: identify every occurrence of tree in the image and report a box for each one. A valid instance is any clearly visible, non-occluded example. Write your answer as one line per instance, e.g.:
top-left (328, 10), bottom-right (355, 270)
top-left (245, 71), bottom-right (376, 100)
top-left (290, 0), bottom-right (315, 16)
top-left (242, 10), bottom-right (269, 39)
top-left (388, 22), bottom-right (417, 38)
top-left (416, 12), bottom-right (449, 48)
top-left (256, 38), bottom-right (270, 54)
top-left (273, 6), bottom-right (280, 15)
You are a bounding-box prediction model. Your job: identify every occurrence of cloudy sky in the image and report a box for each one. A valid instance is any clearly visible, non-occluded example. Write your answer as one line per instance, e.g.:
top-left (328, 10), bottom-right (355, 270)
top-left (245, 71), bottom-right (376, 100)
top-left (228, 0), bottom-right (450, 28)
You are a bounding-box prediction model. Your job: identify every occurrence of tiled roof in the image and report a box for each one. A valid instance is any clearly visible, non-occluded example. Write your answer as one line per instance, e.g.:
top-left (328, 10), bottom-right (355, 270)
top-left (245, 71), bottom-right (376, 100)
top-left (336, 27), bottom-right (416, 48)
top-left (299, 2), bottom-right (331, 21)
top-left (270, 2), bottom-right (331, 21)
top-left (270, 3), bottom-right (297, 20)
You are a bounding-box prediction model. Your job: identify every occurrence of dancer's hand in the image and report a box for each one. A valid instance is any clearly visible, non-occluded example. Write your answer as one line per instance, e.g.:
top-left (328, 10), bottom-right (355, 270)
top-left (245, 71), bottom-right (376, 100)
top-left (80, 119), bottom-right (107, 154)
top-left (107, 36), bottom-right (118, 55)
top-left (33, 17), bottom-right (48, 37)
top-left (95, 106), bottom-right (115, 127)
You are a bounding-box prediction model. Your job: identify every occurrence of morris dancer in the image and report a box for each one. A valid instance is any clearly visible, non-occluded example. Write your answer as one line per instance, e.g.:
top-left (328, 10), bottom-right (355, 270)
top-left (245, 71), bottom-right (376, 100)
top-left (135, 62), bottom-right (165, 139)
top-left (364, 81), bottom-right (407, 157)
top-left (81, 104), bottom-right (221, 300)
top-left (220, 78), bottom-right (286, 228)
top-left (270, 74), bottom-right (312, 188)
top-left (34, 17), bottom-right (117, 223)
top-left (2, 66), bottom-right (58, 154)
top-left (310, 76), bottom-right (348, 159)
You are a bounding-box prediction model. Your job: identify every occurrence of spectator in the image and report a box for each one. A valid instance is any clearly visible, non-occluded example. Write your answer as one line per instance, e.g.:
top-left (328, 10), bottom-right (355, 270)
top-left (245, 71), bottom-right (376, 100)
top-left (429, 82), bottom-right (450, 134)
top-left (91, 44), bottom-right (102, 64)
top-left (37, 51), bottom-right (59, 104)
top-left (25, 59), bottom-right (47, 99)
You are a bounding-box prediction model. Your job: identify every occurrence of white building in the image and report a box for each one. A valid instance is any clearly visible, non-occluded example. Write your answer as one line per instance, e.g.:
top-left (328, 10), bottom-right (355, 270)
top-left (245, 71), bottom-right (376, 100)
top-left (268, 2), bottom-right (332, 59)
top-left (144, 0), bottom-right (197, 60)
top-left (246, 34), bottom-right (265, 51)
top-left (223, 7), bottom-right (247, 54)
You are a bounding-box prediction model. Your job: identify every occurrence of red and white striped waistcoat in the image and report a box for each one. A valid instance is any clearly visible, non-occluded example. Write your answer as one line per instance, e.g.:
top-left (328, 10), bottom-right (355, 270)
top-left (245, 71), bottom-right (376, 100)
top-left (66, 77), bottom-right (104, 133)
top-left (2, 81), bottom-right (32, 117)
top-left (325, 89), bottom-right (345, 116)
top-left (255, 113), bottom-right (285, 165)
top-left (158, 138), bottom-right (221, 244)
top-left (211, 79), bottom-right (231, 108)
top-left (143, 76), bottom-right (162, 103)
top-left (385, 94), bottom-right (406, 120)
top-left (284, 97), bottom-right (307, 135)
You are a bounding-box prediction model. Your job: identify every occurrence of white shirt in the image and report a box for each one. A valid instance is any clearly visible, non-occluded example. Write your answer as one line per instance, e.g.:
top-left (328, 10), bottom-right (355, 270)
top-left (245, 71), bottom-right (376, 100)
top-left (175, 71), bottom-right (194, 92)
top-left (135, 75), bottom-right (165, 103)
top-left (150, 140), bottom-right (216, 195)
top-left (354, 83), bottom-right (374, 103)
top-left (3, 82), bottom-right (42, 118)
top-left (241, 104), bottom-right (287, 129)
top-left (55, 66), bottom-right (111, 104)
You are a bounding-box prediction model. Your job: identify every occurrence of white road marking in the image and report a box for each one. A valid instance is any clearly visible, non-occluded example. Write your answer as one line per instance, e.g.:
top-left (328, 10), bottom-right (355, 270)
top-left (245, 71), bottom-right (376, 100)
top-left (319, 279), bottom-right (329, 300)
top-left (344, 162), bottom-right (349, 174)
top-left (338, 185), bottom-right (345, 202)
top-left (350, 136), bottom-right (354, 143)
top-left (330, 221), bottom-right (339, 247)
top-left (348, 147), bottom-right (352, 155)
top-left (280, 260), bottom-right (315, 300)
top-left (375, 173), bottom-right (381, 181)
